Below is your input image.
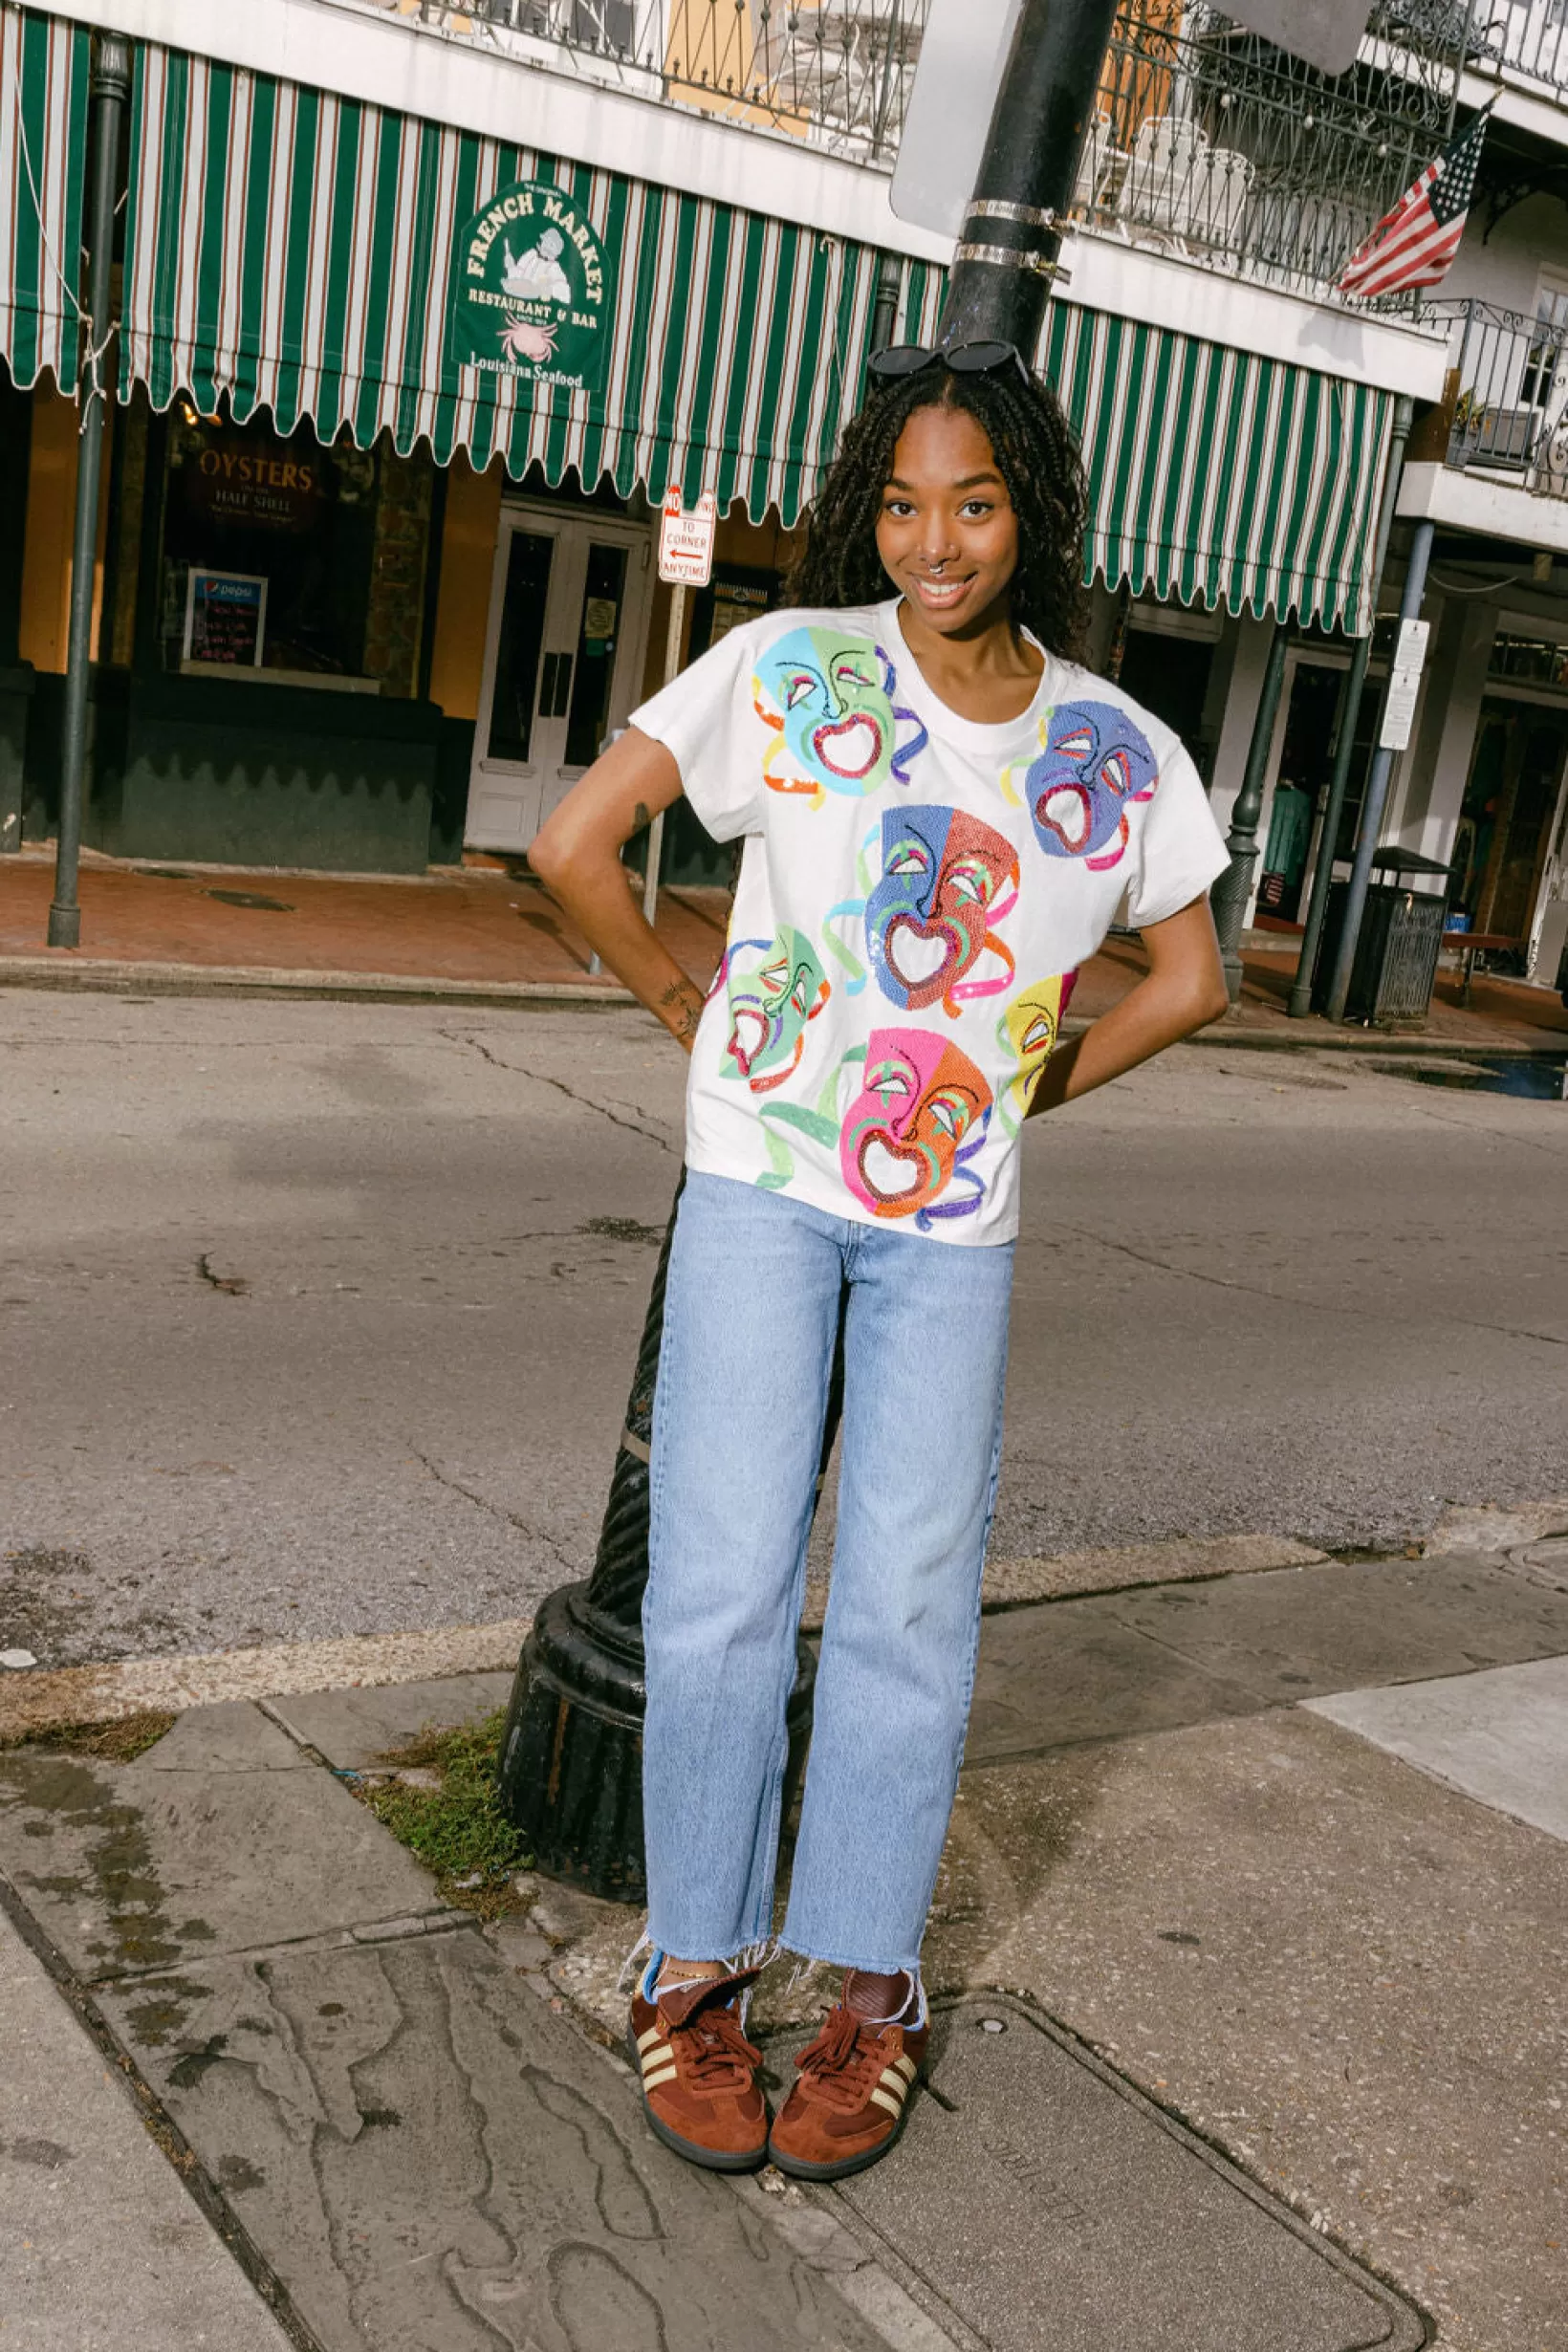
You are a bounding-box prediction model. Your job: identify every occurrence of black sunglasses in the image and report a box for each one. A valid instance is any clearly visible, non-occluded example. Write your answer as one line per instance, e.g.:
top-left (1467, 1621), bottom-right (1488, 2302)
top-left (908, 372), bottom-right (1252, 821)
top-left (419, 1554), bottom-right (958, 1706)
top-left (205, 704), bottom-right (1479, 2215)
top-left (866, 340), bottom-right (1033, 391)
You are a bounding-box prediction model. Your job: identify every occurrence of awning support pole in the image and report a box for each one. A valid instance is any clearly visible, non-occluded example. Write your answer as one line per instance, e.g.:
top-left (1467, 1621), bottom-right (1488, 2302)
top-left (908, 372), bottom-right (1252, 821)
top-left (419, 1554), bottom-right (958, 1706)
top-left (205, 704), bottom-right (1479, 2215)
top-left (1211, 621), bottom-right (1291, 1006)
top-left (47, 33), bottom-right (130, 950)
top-left (1289, 395), bottom-right (1414, 1019)
top-left (1324, 513), bottom-right (1437, 1024)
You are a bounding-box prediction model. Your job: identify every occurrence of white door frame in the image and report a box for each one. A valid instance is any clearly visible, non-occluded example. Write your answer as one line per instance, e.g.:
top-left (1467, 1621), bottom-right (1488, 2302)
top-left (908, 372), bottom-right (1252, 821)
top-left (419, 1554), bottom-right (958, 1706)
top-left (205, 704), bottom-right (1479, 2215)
top-left (465, 500), bottom-right (653, 853)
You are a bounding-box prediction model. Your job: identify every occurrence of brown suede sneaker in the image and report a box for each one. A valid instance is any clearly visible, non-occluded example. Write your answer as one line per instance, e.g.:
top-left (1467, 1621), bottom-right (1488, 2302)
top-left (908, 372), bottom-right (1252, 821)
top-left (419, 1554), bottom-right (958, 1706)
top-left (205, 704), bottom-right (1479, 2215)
top-left (627, 1965), bottom-right (770, 2172)
top-left (768, 1999), bottom-right (929, 2181)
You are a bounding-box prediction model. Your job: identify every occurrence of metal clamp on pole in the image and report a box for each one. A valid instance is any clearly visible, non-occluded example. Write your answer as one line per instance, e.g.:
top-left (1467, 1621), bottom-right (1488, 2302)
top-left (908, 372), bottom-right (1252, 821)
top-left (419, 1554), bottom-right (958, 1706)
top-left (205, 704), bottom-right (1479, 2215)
top-left (936, 0), bottom-right (1122, 356)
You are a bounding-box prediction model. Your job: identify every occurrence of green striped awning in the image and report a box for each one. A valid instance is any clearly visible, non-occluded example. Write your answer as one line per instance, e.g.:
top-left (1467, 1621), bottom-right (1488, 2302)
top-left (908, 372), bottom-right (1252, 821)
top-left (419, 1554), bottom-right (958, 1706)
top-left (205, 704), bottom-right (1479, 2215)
top-left (0, 3), bottom-right (88, 391)
top-left (120, 41), bottom-right (891, 528)
top-left (1043, 306), bottom-right (1393, 636)
top-left (118, 37), bottom-right (1391, 634)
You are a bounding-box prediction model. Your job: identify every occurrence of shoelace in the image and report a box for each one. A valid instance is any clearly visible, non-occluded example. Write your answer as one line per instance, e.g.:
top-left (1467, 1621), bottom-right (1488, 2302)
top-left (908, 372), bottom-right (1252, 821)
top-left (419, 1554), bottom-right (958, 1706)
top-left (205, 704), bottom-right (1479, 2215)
top-left (793, 2006), bottom-right (886, 2111)
top-left (666, 1997), bottom-right (762, 2091)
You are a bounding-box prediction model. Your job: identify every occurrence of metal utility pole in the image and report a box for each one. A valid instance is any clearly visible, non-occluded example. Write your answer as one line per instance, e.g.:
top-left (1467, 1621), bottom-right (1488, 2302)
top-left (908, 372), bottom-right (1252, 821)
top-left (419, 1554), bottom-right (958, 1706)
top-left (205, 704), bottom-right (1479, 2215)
top-left (1324, 514), bottom-right (1437, 1023)
top-left (936, 0), bottom-right (1121, 354)
top-left (47, 33), bottom-right (130, 950)
top-left (496, 0), bottom-right (1123, 1893)
top-left (1288, 395), bottom-right (1413, 1019)
top-left (1210, 624), bottom-right (1291, 1005)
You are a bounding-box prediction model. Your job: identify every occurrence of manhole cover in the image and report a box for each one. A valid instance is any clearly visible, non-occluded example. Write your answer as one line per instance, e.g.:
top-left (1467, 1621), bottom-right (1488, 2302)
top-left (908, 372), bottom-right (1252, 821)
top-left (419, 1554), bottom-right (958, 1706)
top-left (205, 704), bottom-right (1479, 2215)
top-left (830, 1994), bottom-right (1426, 2351)
top-left (204, 888), bottom-right (294, 912)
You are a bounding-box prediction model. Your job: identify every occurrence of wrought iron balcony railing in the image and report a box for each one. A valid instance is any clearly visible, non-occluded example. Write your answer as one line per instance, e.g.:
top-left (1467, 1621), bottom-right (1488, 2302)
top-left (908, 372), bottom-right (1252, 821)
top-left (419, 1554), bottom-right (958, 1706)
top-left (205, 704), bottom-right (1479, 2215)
top-left (347, 1), bottom-right (1467, 300)
top-left (1425, 294), bottom-right (1568, 497)
top-left (355, 2), bottom-right (927, 160)
top-left (1470, 0), bottom-right (1568, 100)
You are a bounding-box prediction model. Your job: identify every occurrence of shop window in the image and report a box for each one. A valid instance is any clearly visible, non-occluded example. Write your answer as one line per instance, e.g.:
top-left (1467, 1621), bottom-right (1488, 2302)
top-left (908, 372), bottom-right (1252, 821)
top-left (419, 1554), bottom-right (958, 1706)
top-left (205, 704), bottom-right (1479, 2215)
top-left (157, 406), bottom-right (426, 693)
top-left (1116, 625), bottom-right (1214, 766)
top-left (1488, 631), bottom-right (1568, 687)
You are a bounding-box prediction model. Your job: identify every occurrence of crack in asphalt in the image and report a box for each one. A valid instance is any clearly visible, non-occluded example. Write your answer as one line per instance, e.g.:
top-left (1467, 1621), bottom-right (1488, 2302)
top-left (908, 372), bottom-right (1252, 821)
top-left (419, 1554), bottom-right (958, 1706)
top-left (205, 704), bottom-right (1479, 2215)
top-left (1394, 1092), bottom-right (1568, 1162)
top-left (446, 1031), bottom-right (677, 1157)
top-left (1079, 1229), bottom-right (1568, 1351)
top-left (409, 1447), bottom-right (577, 1574)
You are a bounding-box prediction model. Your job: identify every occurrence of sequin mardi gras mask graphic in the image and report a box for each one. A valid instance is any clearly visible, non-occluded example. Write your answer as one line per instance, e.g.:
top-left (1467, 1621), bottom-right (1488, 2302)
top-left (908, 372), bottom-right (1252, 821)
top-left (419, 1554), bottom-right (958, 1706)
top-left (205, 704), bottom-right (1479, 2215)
top-left (1011, 700), bottom-right (1158, 870)
top-left (840, 1028), bottom-right (992, 1228)
top-left (862, 803), bottom-right (1020, 1015)
top-left (715, 929), bottom-right (830, 1093)
top-left (995, 971), bottom-right (1078, 1136)
top-left (753, 629), bottom-right (927, 807)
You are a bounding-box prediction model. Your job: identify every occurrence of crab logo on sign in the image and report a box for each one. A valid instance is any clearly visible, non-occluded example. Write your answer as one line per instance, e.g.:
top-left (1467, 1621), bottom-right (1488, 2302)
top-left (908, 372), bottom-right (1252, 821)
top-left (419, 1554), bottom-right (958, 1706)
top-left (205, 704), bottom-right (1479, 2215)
top-left (448, 177), bottom-right (614, 391)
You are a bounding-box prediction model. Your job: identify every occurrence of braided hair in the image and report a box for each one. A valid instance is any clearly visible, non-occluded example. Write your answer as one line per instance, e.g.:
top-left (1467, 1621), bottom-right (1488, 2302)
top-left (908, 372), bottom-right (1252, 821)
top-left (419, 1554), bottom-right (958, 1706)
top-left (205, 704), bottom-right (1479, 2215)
top-left (784, 364), bottom-right (1089, 661)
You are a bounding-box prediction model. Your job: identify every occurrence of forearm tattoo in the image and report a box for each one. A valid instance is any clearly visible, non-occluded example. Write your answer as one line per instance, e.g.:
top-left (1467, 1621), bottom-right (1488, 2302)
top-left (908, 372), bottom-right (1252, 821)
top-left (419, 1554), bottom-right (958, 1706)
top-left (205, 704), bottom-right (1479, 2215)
top-left (656, 975), bottom-right (706, 1047)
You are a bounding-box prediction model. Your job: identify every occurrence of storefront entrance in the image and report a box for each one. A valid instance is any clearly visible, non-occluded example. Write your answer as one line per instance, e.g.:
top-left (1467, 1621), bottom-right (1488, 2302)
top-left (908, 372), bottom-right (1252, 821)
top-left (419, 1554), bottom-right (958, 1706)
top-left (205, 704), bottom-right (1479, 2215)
top-left (1452, 696), bottom-right (1568, 952)
top-left (466, 504), bottom-right (653, 853)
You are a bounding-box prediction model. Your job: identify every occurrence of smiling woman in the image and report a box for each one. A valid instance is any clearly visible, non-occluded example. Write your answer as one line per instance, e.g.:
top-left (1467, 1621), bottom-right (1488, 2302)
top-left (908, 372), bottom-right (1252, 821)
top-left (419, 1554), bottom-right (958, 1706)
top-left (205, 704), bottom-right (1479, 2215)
top-left (527, 345), bottom-right (1231, 2190)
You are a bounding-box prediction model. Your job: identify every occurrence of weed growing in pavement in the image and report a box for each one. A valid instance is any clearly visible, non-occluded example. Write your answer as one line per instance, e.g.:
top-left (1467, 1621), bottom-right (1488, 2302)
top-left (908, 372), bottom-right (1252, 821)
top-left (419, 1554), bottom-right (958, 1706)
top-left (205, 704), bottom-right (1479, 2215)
top-left (0, 1710), bottom-right (179, 1761)
top-left (358, 1709), bottom-right (532, 1919)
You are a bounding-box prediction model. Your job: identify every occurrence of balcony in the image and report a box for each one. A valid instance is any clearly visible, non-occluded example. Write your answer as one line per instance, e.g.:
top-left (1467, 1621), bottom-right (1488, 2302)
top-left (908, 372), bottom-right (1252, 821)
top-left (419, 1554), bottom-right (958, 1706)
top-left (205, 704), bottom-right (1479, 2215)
top-left (353, 1), bottom-right (927, 160)
top-left (1424, 295), bottom-right (1568, 498)
top-left (1471, 0), bottom-right (1568, 102)
top-left (343, 1), bottom-right (1463, 300)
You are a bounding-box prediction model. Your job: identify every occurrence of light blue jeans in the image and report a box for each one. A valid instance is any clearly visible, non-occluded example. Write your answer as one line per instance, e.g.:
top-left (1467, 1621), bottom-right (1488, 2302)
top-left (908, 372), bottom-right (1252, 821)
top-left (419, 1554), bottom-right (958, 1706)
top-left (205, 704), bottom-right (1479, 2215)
top-left (642, 1170), bottom-right (1014, 1974)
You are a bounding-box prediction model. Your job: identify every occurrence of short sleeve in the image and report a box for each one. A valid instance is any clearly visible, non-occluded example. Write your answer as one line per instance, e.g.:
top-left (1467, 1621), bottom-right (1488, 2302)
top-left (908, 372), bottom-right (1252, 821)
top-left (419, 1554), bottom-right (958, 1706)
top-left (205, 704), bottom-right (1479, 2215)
top-left (1124, 737), bottom-right (1231, 930)
top-left (628, 621), bottom-right (765, 842)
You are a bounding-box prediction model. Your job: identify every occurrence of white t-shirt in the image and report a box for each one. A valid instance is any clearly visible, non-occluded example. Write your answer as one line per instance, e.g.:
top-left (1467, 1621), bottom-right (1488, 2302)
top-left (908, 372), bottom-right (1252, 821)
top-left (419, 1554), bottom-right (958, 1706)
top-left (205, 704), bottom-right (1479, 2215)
top-left (630, 597), bottom-right (1230, 1247)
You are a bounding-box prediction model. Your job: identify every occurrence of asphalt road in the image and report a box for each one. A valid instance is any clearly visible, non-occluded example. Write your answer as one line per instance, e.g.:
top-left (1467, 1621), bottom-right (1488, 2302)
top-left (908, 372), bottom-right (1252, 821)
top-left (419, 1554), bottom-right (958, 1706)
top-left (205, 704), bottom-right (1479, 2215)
top-left (2, 990), bottom-right (1564, 1670)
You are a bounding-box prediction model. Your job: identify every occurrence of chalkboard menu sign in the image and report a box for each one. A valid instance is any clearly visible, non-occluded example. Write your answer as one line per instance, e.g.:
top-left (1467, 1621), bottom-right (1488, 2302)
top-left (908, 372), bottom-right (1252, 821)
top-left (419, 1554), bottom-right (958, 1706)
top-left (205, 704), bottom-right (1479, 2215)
top-left (184, 569), bottom-right (268, 667)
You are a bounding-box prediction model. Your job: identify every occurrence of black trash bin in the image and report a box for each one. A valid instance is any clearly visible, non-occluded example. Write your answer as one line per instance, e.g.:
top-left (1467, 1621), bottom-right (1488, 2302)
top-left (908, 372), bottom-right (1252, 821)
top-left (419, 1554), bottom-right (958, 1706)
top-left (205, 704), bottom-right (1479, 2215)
top-left (1311, 849), bottom-right (1452, 1028)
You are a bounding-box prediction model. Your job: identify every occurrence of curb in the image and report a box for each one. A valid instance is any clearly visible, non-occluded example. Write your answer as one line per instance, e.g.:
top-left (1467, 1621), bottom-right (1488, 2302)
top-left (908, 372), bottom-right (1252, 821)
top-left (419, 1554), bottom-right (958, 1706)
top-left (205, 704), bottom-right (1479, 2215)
top-left (0, 955), bottom-right (635, 1011)
top-left (3, 952), bottom-right (1563, 1056)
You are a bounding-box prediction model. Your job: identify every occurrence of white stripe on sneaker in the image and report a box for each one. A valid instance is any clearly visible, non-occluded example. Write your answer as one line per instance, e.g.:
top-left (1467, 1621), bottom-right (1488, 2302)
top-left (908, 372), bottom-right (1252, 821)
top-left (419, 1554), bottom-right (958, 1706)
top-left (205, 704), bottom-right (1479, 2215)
top-left (892, 2053), bottom-right (917, 2083)
top-left (878, 2067), bottom-right (909, 2101)
top-left (642, 2062), bottom-right (679, 2093)
top-left (636, 2024), bottom-right (665, 2055)
top-left (868, 2086), bottom-right (903, 2119)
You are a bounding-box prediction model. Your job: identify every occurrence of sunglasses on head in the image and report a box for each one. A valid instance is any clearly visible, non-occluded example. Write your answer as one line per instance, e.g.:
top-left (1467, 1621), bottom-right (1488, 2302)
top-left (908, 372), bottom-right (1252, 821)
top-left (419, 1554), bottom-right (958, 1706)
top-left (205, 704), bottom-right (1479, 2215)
top-left (866, 340), bottom-right (1033, 391)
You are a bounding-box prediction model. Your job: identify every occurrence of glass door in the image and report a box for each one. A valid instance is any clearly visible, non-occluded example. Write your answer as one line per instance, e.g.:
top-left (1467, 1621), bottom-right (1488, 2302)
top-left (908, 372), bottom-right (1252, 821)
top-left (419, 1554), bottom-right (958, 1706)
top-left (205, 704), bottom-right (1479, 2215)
top-left (466, 506), bottom-right (652, 853)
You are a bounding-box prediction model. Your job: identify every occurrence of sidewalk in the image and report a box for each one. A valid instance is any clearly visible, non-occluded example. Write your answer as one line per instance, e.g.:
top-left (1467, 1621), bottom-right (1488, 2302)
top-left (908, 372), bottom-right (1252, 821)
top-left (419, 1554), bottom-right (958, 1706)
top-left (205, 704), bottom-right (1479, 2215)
top-left (4, 845), bottom-right (1566, 1053)
top-left (4, 1515), bottom-right (1567, 2349)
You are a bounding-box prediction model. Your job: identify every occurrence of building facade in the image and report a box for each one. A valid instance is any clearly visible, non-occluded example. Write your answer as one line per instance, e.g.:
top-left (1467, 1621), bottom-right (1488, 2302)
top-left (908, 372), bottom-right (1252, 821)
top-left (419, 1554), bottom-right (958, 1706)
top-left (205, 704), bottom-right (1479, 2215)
top-left (2, 0), bottom-right (1485, 946)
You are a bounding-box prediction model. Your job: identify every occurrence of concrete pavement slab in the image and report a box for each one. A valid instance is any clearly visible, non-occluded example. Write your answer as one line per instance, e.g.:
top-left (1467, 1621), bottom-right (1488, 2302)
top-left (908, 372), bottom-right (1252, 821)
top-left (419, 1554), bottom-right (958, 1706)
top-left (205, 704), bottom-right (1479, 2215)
top-left (138, 1699), bottom-right (308, 1772)
top-left (268, 1670), bottom-right (515, 1769)
top-left (836, 1994), bottom-right (1424, 2352)
top-left (925, 1709), bottom-right (1568, 2352)
top-left (0, 1899), bottom-right (291, 2352)
top-left (0, 1746), bottom-right (444, 1979)
top-left (966, 1606), bottom-right (1271, 1765)
top-left (968, 1553), bottom-right (1568, 1767)
top-left (98, 1921), bottom-right (896, 2352)
top-left (1307, 1653), bottom-right (1568, 1842)
top-left (1105, 1552), bottom-right (1568, 1695)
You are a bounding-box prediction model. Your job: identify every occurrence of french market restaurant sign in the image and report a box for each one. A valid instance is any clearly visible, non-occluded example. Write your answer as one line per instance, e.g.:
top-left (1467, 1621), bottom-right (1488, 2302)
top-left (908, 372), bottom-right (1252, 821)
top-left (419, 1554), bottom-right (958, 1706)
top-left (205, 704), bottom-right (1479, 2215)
top-left (448, 177), bottom-right (614, 392)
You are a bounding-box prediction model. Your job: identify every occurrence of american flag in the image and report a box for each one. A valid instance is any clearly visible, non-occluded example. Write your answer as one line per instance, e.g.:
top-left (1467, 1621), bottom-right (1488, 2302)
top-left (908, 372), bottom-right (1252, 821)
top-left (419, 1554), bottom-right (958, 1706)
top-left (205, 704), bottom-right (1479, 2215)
top-left (1336, 108), bottom-right (1491, 300)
